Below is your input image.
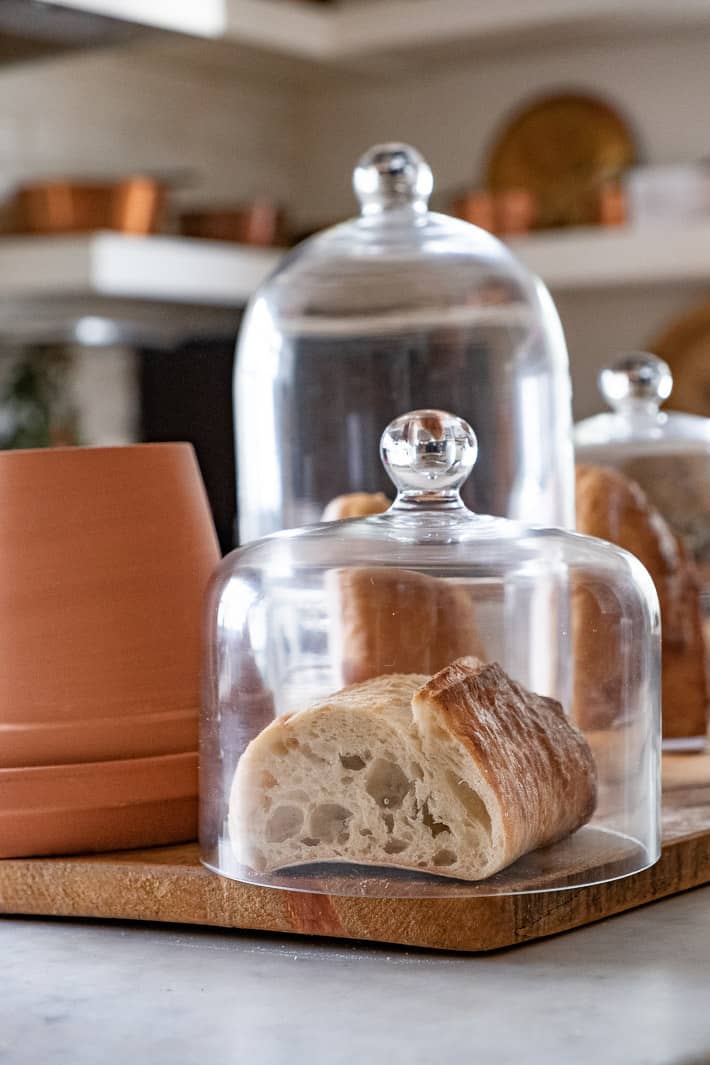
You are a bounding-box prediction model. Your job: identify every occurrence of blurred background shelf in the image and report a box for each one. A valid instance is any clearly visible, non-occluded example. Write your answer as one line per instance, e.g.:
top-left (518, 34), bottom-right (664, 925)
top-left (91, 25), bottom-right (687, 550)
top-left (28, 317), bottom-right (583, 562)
top-left (0, 234), bottom-right (281, 348)
top-left (5, 226), bottom-right (709, 318)
top-left (508, 224), bottom-right (710, 291)
top-left (45, 1), bottom-right (226, 38)
top-left (2, 0), bottom-right (710, 542)
top-left (0, 0), bottom-right (224, 65)
top-left (0, 233), bottom-right (280, 308)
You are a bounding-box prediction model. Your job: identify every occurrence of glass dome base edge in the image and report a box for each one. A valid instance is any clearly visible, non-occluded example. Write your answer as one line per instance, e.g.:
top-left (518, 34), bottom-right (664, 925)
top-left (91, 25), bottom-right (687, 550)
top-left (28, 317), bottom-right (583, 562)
top-left (201, 826), bottom-right (658, 899)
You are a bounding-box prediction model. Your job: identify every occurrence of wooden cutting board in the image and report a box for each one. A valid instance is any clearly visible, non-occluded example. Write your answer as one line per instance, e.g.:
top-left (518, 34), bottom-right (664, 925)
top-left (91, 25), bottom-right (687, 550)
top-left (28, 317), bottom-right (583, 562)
top-left (1, 754), bottom-right (709, 953)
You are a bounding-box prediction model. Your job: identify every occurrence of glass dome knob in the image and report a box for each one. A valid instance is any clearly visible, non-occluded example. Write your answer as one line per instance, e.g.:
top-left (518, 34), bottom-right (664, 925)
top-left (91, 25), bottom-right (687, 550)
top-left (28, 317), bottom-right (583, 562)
top-left (599, 352), bottom-right (673, 412)
top-left (380, 409), bottom-right (477, 505)
top-left (353, 143), bottom-right (434, 215)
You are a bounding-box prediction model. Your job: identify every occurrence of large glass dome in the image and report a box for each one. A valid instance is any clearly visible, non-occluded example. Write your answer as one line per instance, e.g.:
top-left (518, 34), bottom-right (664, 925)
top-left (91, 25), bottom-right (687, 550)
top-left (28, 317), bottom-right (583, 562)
top-left (203, 410), bottom-right (661, 899)
top-left (235, 143), bottom-right (574, 543)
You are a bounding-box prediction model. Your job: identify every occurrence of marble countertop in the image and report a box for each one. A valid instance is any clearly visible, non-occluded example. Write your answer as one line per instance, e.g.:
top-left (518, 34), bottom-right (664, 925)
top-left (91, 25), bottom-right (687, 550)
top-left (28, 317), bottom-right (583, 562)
top-left (3, 888), bottom-right (710, 1065)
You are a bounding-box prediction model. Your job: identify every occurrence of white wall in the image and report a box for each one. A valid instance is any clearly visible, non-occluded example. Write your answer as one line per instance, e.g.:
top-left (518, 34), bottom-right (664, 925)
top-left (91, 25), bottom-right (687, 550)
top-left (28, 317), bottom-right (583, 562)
top-left (0, 38), bottom-right (300, 209)
top-left (1, 27), bottom-right (710, 422)
top-left (554, 284), bottom-right (710, 419)
top-left (298, 30), bottom-right (710, 225)
top-left (0, 37), bottom-right (302, 441)
top-left (296, 29), bottom-right (710, 418)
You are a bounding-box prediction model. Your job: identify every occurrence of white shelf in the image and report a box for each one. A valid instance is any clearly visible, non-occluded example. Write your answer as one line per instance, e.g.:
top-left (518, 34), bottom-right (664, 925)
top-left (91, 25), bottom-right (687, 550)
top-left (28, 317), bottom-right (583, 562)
top-left (508, 223), bottom-right (710, 291)
top-left (47, 0), bottom-right (227, 38)
top-left (2, 225), bottom-right (709, 318)
top-left (0, 233), bottom-right (282, 307)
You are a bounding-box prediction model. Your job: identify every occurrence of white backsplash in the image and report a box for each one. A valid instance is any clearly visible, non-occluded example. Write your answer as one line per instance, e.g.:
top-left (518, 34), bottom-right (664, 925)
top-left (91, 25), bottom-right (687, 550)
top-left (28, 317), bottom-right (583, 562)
top-left (1, 27), bottom-right (709, 425)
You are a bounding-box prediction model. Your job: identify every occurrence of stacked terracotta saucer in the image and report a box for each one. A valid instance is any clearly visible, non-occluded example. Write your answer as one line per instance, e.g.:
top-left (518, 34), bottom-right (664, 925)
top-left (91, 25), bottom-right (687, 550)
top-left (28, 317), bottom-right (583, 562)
top-left (0, 443), bottom-right (220, 857)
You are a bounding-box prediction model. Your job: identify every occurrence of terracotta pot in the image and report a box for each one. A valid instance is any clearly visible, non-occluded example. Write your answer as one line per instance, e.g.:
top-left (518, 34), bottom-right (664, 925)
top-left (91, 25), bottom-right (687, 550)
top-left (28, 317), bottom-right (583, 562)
top-left (0, 443), bottom-right (220, 767)
top-left (0, 752), bottom-right (197, 857)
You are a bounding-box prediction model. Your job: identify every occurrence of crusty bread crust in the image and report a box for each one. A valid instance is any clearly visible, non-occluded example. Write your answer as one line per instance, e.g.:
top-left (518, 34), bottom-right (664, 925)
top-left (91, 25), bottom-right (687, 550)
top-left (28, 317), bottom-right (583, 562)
top-left (327, 566), bottom-right (485, 686)
top-left (414, 658), bottom-right (597, 869)
top-left (322, 492), bottom-right (390, 521)
top-left (229, 658), bottom-right (596, 881)
top-left (575, 464), bottom-right (708, 739)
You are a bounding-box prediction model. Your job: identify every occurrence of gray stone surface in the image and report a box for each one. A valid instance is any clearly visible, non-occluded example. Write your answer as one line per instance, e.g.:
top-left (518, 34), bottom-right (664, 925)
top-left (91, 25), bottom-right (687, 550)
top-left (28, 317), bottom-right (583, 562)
top-left (2, 888), bottom-right (710, 1065)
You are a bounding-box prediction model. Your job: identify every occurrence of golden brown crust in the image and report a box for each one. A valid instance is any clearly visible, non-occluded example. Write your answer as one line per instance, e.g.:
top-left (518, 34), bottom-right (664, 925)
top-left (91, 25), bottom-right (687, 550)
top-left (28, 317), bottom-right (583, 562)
top-left (416, 657), bottom-right (597, 865)
top-left (327, 566), bottom-right (485, 685)
top-left (575, 464), bottom-right (708, 739)
top-left (322, 492), bottom-right (391, 521)
top-left (576, 464), bottom-right (680, 577)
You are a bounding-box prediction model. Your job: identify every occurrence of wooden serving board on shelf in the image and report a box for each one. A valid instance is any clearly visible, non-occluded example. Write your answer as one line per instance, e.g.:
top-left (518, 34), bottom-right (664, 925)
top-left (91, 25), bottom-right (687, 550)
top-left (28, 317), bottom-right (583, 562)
top-left (1, 754), bottom-right (709, 953)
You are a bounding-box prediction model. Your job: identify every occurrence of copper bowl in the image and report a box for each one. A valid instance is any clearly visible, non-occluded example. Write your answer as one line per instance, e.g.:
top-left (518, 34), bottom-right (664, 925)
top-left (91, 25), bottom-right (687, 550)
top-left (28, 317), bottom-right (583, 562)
top-left (14, 176), bottom-right (167, 235)
top-left (450, 187), bottom-right (538, 236)
top-left (179, 199), bottom-right (282, 246)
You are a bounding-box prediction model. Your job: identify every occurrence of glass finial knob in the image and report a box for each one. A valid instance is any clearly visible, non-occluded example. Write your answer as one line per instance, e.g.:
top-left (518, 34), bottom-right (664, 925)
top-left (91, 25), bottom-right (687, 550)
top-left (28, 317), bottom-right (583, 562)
top-left (380, 410), bottom-right (477, 504)
top-left (353, 143), bottom-right (433, 215)
top-left (599, 352), bottom-right (673, 412)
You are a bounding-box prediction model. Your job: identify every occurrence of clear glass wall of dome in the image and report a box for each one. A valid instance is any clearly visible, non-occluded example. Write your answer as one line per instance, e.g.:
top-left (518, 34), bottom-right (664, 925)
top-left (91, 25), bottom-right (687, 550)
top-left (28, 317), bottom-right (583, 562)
top-left (575, 351), bottom-right (710, 452)
top-left (235, 143), bottom-right (572, 543)
top-left (203, 411), bottom-right (661, 898)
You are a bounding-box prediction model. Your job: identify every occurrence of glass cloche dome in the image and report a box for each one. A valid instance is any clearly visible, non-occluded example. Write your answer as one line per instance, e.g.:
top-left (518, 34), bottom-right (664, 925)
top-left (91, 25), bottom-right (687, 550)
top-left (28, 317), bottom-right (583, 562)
top-left (575, 351), bottom-right (710, 604)
top-left (235, 142), bottom-right (574, 544)
top-left (202, 409), bottom-right (661, 899)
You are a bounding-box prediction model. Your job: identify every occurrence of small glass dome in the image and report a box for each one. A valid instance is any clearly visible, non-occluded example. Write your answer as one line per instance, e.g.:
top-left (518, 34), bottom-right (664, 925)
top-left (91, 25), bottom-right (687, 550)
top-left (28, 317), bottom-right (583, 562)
top-left (575, 352), bottom-right (710, 606)
top-left (235, 142), bottom-right (573, 544)
top-left (202, 410), bottom-right (661, 899)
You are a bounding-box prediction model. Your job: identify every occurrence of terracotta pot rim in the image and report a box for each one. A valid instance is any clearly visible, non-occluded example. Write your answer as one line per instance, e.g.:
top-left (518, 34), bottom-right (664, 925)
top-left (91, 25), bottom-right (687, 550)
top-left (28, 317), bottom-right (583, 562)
top-left (0, 750), bottom-right (196, 782)
top-left (0, 708), bottom-right (198, 768)
top-left (0, 441), bottom-right (193, 460)
top-left (0, 751), bottom-right (197, 857)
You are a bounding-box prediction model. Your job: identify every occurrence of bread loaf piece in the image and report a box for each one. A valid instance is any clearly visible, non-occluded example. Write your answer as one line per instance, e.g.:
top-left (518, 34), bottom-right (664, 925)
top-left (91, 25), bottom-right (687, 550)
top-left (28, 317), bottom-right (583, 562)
top-left (229, 658), bottom-right (597, 881)
top-left (322, 492), bottom-right (391, 521)
top-left (575, 464), bottom-right (709, 739)
top-left (327, 566), bottom-right (485, 685)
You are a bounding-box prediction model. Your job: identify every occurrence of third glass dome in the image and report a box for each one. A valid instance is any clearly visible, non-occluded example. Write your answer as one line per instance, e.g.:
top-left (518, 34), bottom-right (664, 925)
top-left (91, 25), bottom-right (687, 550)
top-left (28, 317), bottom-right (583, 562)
top-left (575, 351), bottom-right (710, 606)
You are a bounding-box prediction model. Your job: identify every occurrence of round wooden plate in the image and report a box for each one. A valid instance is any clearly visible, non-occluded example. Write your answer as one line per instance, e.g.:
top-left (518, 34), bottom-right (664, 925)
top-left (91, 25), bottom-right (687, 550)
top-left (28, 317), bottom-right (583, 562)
top-left (650, 298), bottom-right (710, 417)
top-left (486, 92), bottom-right (637, 228)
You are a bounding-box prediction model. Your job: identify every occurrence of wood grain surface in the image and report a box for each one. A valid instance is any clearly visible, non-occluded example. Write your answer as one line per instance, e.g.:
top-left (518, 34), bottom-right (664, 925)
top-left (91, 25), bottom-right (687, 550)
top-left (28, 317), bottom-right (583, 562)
top-left (1, 754), bottom-right (708, 953)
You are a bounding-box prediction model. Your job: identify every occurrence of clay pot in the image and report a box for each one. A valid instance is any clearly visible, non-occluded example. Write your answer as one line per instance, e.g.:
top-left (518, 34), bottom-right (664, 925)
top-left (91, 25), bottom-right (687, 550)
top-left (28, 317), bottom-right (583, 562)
top-left (0, 443), bottom-right (219, 767)
top-left (0, 752), bottom-right (197, 857)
